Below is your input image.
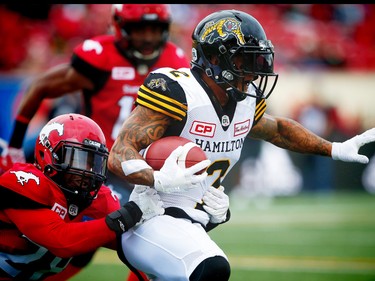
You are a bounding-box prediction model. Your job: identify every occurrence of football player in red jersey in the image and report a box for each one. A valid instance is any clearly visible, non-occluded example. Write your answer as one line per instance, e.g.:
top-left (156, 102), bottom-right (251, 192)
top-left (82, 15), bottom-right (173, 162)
top-left (4, 4), bottom-right (189, 204)
top-left (2, 4), bottom-right (189, 280)
top-left (0, 113), bottom-right (164, 280)
top-left (3, 4), bottom-right (190, 203)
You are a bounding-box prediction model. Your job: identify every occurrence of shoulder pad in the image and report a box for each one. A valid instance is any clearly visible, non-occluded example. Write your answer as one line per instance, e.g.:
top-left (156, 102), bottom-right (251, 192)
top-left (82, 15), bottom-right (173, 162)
top-left (0, 163), bottom-right (59, 206)
top-left (73, 35), bottom-right (116, 70)
top-left (136, 69), bottom-right (189, 121)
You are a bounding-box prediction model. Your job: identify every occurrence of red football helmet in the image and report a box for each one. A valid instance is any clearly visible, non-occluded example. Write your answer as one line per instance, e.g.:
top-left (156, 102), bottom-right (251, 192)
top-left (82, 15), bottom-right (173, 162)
top-left (35, 113), bottom-right (108, 207)
top-left (111, 4), bottom-right (171, 66)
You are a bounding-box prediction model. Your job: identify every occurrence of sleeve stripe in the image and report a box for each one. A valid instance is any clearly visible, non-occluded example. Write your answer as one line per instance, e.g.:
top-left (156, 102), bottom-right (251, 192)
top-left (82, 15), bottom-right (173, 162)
top-left (255, 99), bottom-right (267, 121)
top-left (135, 85), bottom-right (188, 120)
top-left (137, 91), bottom-right (186, 117)
top-left (136, 93), bottom-right (186, 120)
top-left (255, 106), bottom-right (266, 121)
top-left (136, 99), bottom-right (184, 121)
top-left (139, 85), bottom-right (187, 110)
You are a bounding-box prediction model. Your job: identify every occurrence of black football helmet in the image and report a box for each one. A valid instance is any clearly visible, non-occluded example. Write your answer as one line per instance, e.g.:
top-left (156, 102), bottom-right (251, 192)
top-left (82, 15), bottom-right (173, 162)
top-left (191, 9), bottom-right (278, 101)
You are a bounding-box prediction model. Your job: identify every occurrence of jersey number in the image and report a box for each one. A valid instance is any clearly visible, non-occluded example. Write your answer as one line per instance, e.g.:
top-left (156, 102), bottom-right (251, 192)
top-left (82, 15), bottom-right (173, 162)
top-left (206, 159), bottom-right (230, 188)
top-left (111, 96), bottom-right (134, 141)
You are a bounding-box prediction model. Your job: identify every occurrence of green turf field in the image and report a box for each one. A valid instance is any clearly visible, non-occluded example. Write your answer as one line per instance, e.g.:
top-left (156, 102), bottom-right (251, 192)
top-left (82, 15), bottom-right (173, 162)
top-left (71, 192), bottom-right (375, 281)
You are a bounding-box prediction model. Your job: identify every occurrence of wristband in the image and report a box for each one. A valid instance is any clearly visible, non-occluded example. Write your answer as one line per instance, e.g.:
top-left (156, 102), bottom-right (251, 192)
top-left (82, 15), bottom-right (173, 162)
top-left (9, 118), bottom-right (30, 148)
top-left (121, 159), bottom-right (152, 176)
top-left (331, 142), bottom-right (340, 160)
top-left (16, 115), bottom-right (31, 124)
top-left (105, 201), bottom-right (142, 234)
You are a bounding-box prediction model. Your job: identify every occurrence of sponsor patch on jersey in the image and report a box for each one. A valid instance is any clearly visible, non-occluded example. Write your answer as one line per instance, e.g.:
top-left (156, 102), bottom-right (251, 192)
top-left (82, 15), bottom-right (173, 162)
top-left (123, 84), bottom-right (140, 94)
top-left (190, 121), bottom-right (216, 137)
top-left (52, 203), bottom-right (67, 219)
top-left (112, 67), bottom-right (135, 80)
top-left (10, 171), bottom-right (40, 186)
top-left (234, 119), bottom-right (250, 136)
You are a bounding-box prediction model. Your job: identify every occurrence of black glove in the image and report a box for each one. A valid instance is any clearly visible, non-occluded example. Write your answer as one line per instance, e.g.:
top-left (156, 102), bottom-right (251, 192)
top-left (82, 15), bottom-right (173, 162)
top-left (105, 201), bottom-right (142, 235)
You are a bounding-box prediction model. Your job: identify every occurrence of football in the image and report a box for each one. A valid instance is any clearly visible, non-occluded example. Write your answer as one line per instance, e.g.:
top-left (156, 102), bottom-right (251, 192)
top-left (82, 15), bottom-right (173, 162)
top-left (143, 136), bottom-right (208, 174)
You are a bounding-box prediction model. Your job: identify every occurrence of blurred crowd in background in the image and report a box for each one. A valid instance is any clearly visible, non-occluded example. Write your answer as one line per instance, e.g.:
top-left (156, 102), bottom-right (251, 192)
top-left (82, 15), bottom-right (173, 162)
top-left (1, 4), bottom-right (375, 73)
top-left (1, 4), bottom-right (375, 198)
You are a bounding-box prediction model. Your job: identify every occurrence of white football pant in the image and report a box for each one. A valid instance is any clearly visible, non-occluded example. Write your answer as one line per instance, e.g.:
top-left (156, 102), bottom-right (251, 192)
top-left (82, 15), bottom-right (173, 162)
top-left (120, 215), bottom-right (228, 281)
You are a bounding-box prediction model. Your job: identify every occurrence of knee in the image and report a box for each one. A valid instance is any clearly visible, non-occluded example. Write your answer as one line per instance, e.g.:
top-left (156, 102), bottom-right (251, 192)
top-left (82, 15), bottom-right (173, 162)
top-left (189, 256), bottom-right (230, 281)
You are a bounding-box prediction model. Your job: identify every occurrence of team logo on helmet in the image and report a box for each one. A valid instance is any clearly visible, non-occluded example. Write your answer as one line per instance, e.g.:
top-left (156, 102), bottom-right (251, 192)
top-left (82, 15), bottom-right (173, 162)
top-left (39, 122), bottom-right (64, 149)
top-left (200, 17), bottom-right (245, 45)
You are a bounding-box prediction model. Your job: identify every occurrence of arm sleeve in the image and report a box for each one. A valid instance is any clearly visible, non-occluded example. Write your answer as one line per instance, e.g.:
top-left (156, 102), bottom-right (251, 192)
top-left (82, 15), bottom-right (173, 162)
top-left (5, 208), bottom-right (116, 258)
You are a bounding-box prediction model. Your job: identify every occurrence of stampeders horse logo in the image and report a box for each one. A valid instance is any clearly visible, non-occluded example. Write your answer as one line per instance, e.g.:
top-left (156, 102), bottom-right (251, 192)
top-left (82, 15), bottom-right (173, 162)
top-left (200, 17), bottom-right (245, 45)
top-left (39, 122), bottom-right (64, 150)
top-left (10, 171), bottom-right (40, 186)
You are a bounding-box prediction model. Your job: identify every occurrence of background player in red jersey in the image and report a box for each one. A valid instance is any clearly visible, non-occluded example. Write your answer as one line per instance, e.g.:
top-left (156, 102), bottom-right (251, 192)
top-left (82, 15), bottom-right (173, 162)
top-left (1, 5), bottom-right (189, 280)
top-left (0, 113), bottom-right (164, 280)
top-left (3, 4), bottom-right (189, 204)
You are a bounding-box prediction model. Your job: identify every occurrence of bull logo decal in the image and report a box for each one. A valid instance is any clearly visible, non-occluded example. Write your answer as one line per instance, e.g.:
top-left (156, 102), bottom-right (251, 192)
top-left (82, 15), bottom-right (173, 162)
top-left (200, 17), bottom-right (245, 45)
top-left (10, 171), bottom-right (40, 186)
top-left (39, 122), bottom-right (64, 149)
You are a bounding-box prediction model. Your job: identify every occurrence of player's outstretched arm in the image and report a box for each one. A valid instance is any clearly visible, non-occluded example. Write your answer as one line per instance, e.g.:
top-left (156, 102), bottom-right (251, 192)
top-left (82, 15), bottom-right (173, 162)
top-left (250, 114), bottom-right (375, 164)
top-left (250, 114), bottom-right (332, 156)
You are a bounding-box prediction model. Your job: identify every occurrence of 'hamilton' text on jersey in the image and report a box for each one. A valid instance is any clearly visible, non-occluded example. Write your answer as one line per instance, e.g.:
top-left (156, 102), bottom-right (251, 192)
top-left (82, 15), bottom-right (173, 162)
top-left (195, 138), bottom-right (245, 153)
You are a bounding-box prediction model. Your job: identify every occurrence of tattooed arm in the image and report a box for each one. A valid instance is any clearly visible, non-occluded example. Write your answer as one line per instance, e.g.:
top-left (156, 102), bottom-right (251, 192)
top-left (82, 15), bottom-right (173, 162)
top-left (249, 113), bottom-right (332, 157)
top-left (108, 105), bottom-right (172, 186)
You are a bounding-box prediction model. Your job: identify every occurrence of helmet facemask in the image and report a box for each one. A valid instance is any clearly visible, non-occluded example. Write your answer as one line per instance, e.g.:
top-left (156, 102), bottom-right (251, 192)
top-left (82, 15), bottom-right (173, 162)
top-left (127, 23), bottom-right (167, 53)
top-left (193, 37), bottom-right (278, 102)
top-left (45, 139), bottom-right (108, 209)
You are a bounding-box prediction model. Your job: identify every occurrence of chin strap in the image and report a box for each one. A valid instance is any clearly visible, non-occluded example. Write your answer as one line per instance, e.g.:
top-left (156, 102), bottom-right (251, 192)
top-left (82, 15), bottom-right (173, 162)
top-left (226, 87), bottom-right (247, 102)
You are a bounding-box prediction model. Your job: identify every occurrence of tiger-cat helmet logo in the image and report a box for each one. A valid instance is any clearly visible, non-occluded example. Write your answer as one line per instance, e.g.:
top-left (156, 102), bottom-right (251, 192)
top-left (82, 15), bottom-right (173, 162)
top-left (200, 17), bottom-right (245, 45)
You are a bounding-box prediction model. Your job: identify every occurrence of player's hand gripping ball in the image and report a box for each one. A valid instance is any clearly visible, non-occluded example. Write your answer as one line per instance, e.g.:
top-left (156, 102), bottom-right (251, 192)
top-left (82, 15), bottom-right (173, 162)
top-left (143, 136), bottom-right (208, 175)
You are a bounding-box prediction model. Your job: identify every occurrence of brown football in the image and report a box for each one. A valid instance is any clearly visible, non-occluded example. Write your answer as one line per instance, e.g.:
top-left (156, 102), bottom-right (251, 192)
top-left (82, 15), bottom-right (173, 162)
top-left (143, 136), bottom-right (208, 174)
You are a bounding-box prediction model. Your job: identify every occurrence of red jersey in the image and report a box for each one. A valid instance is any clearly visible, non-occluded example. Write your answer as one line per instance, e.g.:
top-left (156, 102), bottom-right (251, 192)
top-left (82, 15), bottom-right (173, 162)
top-left (0, 163), bottom-right (120, 280)
top-left (71, 35), bottom-right (190, 149)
